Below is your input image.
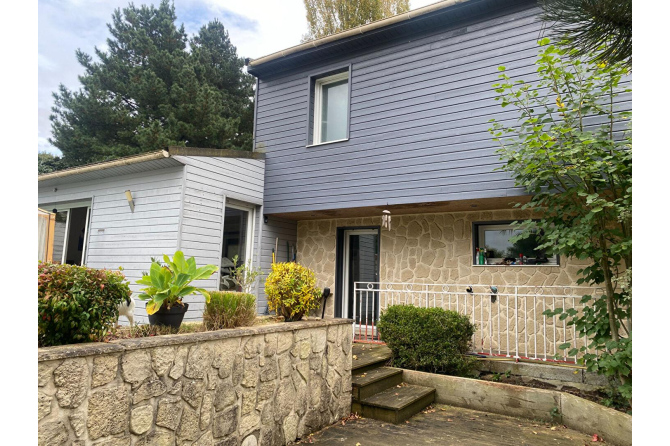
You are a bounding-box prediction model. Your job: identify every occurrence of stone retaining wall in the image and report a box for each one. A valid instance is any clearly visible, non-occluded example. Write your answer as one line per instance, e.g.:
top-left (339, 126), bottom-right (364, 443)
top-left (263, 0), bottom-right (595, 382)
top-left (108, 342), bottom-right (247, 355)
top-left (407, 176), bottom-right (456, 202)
top-left (402, 369), bottom-right (631, 446)
top-left (38, 319), bottom-right (353, 446)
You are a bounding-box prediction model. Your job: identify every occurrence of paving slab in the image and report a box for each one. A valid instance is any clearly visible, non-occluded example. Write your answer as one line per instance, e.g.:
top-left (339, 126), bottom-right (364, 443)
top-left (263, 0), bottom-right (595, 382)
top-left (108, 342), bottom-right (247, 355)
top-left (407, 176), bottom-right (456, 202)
top-left (298, 404), bottom-right (608, 445)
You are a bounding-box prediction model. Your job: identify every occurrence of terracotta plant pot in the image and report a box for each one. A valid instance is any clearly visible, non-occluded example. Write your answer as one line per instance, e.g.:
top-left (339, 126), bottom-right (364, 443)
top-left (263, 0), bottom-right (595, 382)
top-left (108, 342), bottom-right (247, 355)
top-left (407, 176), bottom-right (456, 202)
top-left (148, 302), bottom-right (189, 329)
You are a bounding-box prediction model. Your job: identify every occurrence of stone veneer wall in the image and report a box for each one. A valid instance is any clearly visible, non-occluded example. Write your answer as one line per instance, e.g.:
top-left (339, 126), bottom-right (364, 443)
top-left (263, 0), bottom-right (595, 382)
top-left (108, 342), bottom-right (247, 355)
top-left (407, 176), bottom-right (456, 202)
top-left (297, 208), bottom-right (590, 319)
top-left (38, 319), bottom-right (353, 446)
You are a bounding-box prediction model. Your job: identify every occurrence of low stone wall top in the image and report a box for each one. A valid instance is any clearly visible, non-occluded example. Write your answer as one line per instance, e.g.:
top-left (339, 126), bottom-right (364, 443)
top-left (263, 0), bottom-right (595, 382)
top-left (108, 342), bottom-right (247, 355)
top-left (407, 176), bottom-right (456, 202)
top-left (38, 318), bottom-right (353, 446)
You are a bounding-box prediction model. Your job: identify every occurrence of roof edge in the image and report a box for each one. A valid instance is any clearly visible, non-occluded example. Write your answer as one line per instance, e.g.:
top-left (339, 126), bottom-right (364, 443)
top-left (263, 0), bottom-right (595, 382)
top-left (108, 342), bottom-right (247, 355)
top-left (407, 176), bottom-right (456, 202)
top-left (247, 0), bottom-right (468, 69)
top-left (38, 147), bottom-right (264, 182)
top-left (38, 150), bottom-right (170, 182)
top-left (166, 146), bottom-right (265, 160)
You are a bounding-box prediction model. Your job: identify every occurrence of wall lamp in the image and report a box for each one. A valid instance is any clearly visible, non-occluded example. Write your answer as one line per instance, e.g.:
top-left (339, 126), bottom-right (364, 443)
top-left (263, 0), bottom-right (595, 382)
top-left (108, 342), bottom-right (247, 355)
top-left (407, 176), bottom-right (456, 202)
top-left (125, 190), bottom-right (135, 213)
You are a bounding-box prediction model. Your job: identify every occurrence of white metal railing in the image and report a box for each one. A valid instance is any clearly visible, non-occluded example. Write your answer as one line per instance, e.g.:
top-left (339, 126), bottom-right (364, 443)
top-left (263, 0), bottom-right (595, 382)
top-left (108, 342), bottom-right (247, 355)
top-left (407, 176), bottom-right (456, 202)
top-left (353, 282), bottom-right (611, 364)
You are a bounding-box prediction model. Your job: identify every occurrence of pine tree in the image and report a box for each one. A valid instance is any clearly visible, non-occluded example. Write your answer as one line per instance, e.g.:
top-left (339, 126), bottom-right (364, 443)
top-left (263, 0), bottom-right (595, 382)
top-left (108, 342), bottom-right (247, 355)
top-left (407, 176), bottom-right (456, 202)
top-left (301, 0), bottom-right (410, 42)
top-left (38, 152), bottom-right (65, 174)
top-left (49, 1), bottom-right (253, 167)
top-left (540, 0), bottom-right (632, 65)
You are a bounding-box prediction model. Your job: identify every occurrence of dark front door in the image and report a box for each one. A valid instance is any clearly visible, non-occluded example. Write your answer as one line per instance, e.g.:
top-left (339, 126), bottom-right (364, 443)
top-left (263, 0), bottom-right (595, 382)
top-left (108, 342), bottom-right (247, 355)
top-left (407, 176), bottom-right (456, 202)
top-left (343, 229), bottom-right (380, 322)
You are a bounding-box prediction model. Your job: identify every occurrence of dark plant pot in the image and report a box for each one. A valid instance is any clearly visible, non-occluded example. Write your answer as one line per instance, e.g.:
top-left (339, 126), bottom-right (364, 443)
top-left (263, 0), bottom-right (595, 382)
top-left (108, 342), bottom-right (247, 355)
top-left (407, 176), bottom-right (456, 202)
top-left (148, 302), bottom-right (189, 329)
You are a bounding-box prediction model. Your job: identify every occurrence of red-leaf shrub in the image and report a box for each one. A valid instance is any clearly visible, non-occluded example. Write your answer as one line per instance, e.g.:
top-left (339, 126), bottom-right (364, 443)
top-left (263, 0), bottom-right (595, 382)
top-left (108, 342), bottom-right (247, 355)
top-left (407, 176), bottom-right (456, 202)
top-left (38, 262), bottom-right (131, 347)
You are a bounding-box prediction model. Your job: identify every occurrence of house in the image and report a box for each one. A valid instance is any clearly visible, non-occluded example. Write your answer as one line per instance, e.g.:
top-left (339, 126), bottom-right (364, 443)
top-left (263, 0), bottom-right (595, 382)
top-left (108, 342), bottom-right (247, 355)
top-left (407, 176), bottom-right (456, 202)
top-left (246, 0), bottom-right (630, 358)
top-left (37, 147), bottom-right (266, 324)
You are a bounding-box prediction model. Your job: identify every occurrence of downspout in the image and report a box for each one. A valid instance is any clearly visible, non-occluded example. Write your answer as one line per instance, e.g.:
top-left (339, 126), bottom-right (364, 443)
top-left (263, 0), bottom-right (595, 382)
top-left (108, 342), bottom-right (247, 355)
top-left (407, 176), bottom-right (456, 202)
top-left (252, 78), bottom-right (259, 152)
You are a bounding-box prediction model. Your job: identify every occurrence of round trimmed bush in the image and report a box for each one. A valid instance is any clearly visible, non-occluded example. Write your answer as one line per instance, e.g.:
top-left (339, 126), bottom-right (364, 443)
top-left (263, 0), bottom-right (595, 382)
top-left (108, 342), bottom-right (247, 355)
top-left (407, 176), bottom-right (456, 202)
top-left (38, 262), bottom-right (131, 347)
top-left (377, 305), bottom-right (477, 376)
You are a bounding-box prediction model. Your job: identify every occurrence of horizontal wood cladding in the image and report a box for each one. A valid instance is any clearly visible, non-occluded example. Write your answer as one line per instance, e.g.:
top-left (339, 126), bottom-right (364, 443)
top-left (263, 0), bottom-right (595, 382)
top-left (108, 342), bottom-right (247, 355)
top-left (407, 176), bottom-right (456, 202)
top-left (255, 5), bottom-right (631, 215)
top-left (38, 167), bottom-right (184, 324)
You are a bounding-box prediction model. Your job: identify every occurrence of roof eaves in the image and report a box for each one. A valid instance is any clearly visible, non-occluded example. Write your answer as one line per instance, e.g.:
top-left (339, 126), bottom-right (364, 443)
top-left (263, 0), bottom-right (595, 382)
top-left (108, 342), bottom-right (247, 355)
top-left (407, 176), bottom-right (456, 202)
top-left (37, 147), bottom-right (265, 182)
top-left (37, 150), bottom-right (170, 182)
top-left (247, 0), bottom-right (469, 70)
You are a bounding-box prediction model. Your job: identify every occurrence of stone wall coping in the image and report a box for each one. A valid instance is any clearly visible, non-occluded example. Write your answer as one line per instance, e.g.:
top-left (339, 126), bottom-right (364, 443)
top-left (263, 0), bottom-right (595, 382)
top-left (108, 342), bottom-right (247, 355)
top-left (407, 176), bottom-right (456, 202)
top-left (38, 317), bottom-right (353, 362)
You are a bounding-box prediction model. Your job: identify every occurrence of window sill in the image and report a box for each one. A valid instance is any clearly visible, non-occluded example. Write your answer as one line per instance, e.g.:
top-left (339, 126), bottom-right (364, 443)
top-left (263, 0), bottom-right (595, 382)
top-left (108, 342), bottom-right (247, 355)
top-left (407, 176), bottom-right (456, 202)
top-left (472, 264), bottom-right (559, 267)
top-left (306, 138), bottom-right (349, 148)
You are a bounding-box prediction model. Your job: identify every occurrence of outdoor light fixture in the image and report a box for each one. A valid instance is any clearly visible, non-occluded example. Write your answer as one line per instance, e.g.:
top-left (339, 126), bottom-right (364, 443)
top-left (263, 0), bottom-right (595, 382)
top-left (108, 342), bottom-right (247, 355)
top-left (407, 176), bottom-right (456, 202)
top-left (125, 190), bottom-right (135, 213)
top-left (381, 209), bottom-right (391, 230)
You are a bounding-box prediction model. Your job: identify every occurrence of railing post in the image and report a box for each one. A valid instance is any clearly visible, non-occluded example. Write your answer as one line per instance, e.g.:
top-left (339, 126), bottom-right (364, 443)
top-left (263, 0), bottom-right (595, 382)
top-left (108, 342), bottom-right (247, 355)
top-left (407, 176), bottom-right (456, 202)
top-left (514, 286), bottom-right (519, 360)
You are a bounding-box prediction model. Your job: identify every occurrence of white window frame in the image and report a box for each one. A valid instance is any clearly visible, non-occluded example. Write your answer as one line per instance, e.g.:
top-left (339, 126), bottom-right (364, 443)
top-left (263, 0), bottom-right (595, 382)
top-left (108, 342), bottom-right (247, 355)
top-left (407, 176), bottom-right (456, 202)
top-left (41, 200), bottom-right (92, 266)
top-left (313, 71), bottom-right (349, 145)
top-left (219, 200), bottom-right (256, 269)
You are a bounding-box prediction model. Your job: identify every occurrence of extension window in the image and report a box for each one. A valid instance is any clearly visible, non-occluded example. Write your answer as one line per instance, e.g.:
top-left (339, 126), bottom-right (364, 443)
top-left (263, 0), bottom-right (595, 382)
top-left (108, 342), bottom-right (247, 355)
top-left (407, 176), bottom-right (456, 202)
top-left (308, 68), bottom-right (350, 146)
top-left (473, 222), bottom-right (558, 266)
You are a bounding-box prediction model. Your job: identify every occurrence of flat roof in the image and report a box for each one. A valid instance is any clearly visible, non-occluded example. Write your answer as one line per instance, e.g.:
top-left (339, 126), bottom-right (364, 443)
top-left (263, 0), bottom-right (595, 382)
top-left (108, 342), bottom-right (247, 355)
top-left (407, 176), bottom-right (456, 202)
top-left (38, 147), bottom-right (264, 186)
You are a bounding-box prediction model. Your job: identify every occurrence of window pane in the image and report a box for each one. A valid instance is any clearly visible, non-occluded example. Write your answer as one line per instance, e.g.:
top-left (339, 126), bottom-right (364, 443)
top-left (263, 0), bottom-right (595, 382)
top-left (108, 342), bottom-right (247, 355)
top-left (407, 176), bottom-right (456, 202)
top-left (52, 211), bottom-right (68, 263)
top-left (320, 79), bottom-right (348, 142)
top-left (65, 207), bottom-right (89, 265)
top-left (477, 224), bottom-right (557, 265)
top-left (221, 207), bottom-right (250, 290)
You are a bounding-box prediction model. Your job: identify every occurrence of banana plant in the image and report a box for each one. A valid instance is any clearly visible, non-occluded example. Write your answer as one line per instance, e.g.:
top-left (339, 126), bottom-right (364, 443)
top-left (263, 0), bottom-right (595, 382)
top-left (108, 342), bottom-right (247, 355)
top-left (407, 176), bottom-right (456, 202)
top-left (136, 251), bottom-right (218, 315)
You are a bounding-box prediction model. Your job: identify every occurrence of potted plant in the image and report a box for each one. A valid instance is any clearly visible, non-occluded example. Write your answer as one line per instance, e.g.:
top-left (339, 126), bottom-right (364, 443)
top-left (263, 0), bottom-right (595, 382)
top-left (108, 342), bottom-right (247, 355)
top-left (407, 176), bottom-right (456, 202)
top-left (265, 262), bottom-right (321, 322)
top-left (136, 251), bottom-right (217, 328)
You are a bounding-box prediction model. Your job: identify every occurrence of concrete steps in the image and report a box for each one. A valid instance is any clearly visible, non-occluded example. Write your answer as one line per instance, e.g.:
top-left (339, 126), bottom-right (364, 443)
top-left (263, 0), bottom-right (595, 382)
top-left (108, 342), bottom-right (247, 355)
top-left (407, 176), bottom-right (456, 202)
top-left (351, 344), bottom-right (435, 424)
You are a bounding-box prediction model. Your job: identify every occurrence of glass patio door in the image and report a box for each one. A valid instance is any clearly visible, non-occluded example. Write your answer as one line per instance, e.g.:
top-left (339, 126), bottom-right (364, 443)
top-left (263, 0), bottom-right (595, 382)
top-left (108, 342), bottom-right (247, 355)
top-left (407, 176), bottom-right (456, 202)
top-left (342, 229), bottom-right (380, 322)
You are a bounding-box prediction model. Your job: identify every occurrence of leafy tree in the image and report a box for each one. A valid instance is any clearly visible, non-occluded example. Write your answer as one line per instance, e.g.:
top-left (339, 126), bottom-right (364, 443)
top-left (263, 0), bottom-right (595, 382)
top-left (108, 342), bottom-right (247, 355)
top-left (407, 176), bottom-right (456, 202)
top-left (540, 0), bottom-right (632, 65)
top-left (489, 39), bottom-right (632, 406)
top-left (38, 151), bottom-right (65, 174)
top-left (49, 1), bottom-right (253, 168)
top-left (301, 0), bottom-right (410, 42)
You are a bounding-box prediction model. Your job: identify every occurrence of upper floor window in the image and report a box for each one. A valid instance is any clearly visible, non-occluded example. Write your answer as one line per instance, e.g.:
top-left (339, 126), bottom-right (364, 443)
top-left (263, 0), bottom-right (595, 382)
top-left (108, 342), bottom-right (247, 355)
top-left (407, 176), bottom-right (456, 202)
top-left (309, 68), bottom-right (350, 146)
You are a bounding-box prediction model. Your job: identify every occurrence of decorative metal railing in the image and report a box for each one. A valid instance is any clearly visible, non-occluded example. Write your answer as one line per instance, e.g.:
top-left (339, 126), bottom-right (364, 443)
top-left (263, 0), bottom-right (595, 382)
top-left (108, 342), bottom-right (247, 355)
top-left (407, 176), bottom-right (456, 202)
top-left (352, 282), bottom-right (612, 364)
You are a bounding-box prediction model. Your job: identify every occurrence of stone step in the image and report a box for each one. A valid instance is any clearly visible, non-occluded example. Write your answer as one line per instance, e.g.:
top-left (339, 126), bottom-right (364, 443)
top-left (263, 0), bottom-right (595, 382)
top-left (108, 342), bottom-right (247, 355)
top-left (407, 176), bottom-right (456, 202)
top-left (351, 345), bottom-right (392, 373)
top-left (352, 384), bottom-right (435, 424)
top-left (352, 367), bottom-right (403, 402)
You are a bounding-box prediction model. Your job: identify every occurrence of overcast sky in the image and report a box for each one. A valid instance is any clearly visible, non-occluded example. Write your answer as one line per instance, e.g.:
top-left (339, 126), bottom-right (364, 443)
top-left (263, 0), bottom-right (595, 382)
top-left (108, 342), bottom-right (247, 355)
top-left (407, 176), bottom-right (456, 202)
top-left (38, 0), bottom-right (436, 155)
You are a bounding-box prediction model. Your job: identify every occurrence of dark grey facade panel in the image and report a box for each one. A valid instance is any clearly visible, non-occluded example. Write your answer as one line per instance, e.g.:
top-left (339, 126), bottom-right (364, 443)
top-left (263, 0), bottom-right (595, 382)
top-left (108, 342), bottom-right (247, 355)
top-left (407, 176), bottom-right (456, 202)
top-left (255, 4), bottom-right (631, 215)
top-left (257, 216), bottom-right (298, 313)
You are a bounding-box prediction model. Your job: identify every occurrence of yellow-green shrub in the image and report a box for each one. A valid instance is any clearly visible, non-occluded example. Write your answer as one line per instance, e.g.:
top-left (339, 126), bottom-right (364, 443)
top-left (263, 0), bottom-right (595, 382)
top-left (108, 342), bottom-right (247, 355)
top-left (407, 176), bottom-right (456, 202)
top-left (265, 262), bottom-right (321, 321)
top-left (203, 291), bottom-right (256, 329)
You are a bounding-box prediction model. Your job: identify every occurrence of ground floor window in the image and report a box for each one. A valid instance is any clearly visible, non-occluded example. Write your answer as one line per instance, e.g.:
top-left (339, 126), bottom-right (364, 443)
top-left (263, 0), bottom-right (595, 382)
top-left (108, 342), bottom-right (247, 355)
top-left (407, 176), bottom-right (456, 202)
top-left (220, 204), bottom-right (254, 291)
top-left (473, 222), bottom-right (558, 266)
top-left (45, 202), bottom-right (91, 265)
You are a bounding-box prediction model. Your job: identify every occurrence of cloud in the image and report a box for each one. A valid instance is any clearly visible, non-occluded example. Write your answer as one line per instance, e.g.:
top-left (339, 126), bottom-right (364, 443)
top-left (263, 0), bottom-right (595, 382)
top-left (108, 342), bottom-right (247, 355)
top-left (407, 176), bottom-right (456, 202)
top-left (38, 0), bottom-right (437, 154)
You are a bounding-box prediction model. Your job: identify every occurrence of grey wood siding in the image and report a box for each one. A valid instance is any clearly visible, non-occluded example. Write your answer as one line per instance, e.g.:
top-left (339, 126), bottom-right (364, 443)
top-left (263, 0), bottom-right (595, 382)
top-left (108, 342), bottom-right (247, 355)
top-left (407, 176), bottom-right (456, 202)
top-left (38, 167), bottom-right (185, 325)
top-left (175, 156), bottom-right (266, 318)
top-left (174, 156), bottom-right (265, 206)
top-left (257, 216), bottom-right (298, 314)
top-left (255, 5), bottom-right (631, 214)
top-left (38, 155), bottom-right (268, 322)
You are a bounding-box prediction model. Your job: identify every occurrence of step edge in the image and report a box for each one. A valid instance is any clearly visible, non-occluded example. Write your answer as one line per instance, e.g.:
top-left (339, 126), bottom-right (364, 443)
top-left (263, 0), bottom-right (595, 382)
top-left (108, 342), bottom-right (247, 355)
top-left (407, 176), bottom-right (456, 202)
top-left (351, 368), bottom-right (403, 387)
top-left (360, 386), bottom-right (436, 411)
top-left (351, 355), bottom-right (393, 368)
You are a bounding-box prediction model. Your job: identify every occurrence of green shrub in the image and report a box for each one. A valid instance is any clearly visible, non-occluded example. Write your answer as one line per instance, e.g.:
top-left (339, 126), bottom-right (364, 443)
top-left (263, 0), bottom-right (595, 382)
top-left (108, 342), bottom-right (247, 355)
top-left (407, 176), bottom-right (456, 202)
top-left (377, 305), bottom-right (477, 376)
top-left (264, 262), bottom-right (321, 321)
top-left (38, 262), bottom-right (131, 347)
top-left (203, 291), bottom-right (256, 329)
